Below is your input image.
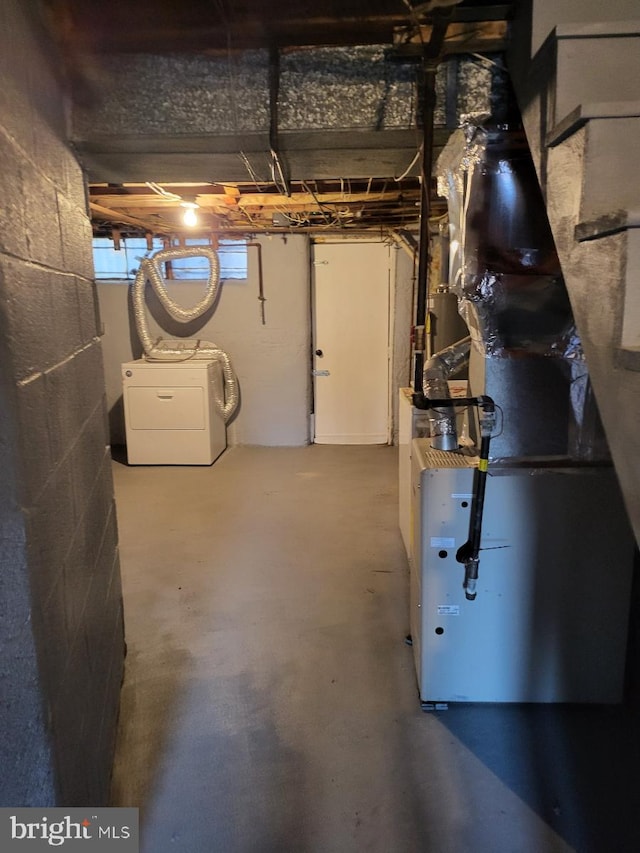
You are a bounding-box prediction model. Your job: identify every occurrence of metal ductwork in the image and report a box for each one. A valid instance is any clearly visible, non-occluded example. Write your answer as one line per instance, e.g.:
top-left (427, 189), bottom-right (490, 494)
top-left (435, 120), bottom-right (609, 461)
top-left (422, 335), bottom-right (471, 450)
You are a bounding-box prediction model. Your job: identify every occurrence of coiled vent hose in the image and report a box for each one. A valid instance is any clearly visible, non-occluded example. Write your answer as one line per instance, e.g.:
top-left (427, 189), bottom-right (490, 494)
top-left (131, 246), bottom-right (239, 421)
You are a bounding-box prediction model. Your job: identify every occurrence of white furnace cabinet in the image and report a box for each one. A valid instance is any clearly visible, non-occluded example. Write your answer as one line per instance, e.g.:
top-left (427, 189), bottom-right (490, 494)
top-left (411, 438), bottom-right (634, 706)
top-left (398, 382), bottom-right (468, 560)
top-left (122, 359), bottom-right (226, 465)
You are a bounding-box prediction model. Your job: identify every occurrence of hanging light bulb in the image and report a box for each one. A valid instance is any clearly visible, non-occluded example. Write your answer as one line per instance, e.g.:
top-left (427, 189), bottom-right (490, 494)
top-left (183, 205), bottom-right (198, 227)
top-left (180, 197), bottom-right (199, 227)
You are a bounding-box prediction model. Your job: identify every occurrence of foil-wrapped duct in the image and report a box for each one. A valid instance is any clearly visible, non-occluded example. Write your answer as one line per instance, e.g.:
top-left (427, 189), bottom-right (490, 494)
top-left (436, 121), bottom-right (609, 461)
top-left (423, 336), bottom-right (471, 451)
top-left (131, 246), bottom-right (239, 421)
top-left (437, 124), bottom-right (579, 358)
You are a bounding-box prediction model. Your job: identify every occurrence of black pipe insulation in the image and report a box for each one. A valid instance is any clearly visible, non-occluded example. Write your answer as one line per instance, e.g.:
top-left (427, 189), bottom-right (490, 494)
top-left (456, 432), bottom-right (491, 600)
top-left (246, 242), bottom-right (266, 325)
top-left (268, 46), bottom-right (290, 197)
top-left (412, 9), bottom-right (453, 394)
top-left (413, 392), bottom-right (495, 600)
top-left (414, 62), bottom-right (438, 393)
top-left (411, 393), bottom-right (493, 412)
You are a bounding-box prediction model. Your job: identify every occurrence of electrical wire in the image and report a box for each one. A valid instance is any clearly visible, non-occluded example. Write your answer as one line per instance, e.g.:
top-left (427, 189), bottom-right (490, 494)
top-left (394, 143), bottom-right (423, 181)
top-left (401, 0), bottom-right (426, 46)
top-left (270, 149), bottom-right (290, 197)
top-left (239, 150), bottom-right (266, 186)
top-left (470, 53), bottom-right (505, 70)
top-left (302, 181), bottom-right (334, 227)
top-left (145, 182), bottom-right (183, 202)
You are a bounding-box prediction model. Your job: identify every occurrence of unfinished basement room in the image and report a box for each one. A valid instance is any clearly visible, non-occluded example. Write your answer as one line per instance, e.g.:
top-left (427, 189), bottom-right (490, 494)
top-left (1, 0), bottom-right (640, 851)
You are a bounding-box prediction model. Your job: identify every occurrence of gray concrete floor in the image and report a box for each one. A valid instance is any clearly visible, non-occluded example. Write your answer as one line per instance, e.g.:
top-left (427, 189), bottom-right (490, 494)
top-left (110, 445), bottom-right (640, 853)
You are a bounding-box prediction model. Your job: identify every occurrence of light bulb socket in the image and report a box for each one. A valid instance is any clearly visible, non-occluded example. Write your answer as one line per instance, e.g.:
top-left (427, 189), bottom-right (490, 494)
top-left (183, 206), bottom-right (198, 227)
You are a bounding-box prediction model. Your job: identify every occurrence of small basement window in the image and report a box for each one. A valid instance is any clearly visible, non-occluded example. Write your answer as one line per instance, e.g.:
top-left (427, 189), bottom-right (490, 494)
top-left (167, 238), bottom-right (248, 280)
top-left (93, 237), bottom-right (248, 281)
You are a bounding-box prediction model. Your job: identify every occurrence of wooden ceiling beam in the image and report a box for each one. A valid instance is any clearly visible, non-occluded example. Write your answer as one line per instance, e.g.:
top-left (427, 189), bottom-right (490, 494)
top-left (48, 0), bottom-right (512, 53)
top-left (89, 190), bottom-right (420, 211)
top-left (89, 202), bottom-right (174, 234)
top-left (390, 19), bottom-right (508, 57)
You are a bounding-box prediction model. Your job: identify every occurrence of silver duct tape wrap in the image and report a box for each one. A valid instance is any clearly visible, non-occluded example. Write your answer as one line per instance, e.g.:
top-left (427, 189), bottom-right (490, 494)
top-left (436, 125), bottom-right (579, 359)
top-left (435, 56), bottom-right (510, 128)
top-left (423, 375), bottom-right (458, 450)
top-left (436, 126), bottom-right (485, 205)
top-left (436, 128), bottom-right (486, 282)
top-left (457, 58), bottom-right (511, 127)
top-left (437, 121), bottom-right (608, 461)
top-left (455, 272), bottom-right (582, 358)
top-left (131, 247), bottom-right (239, 422)
top-left (423, 337), bottom-right (471, 451)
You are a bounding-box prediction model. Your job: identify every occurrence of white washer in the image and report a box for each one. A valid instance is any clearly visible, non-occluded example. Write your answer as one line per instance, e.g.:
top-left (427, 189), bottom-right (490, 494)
top-left (122, 359), bottom-right (227, 465)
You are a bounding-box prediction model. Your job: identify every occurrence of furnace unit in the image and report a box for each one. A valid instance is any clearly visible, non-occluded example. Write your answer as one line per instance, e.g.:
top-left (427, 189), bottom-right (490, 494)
top-left (410, 439), bottom-right (634, 707)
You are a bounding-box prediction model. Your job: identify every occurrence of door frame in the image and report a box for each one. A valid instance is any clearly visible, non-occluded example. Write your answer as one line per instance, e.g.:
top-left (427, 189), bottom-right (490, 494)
top-left (310, 236), bottom-right (395, 445)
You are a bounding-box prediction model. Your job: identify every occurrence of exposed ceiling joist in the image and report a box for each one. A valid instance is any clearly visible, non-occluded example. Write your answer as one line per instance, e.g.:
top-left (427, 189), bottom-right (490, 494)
top-left (89, 178), bottom-right (428, 237)
top-left (89, 202), bottom-right (174, 234)
top-left (390, 18), bottom-right (508, 57)
top-left (43, 0), bottom-right (512, 53)
top-left (47, 0), bottom-right (514, 236)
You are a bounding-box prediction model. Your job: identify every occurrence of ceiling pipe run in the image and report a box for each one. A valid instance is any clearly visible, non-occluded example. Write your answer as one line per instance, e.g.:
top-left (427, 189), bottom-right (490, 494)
top-left (389, 229), bottom-right (418, 261)
top-left (246, 241), bottom-right (266, 325)
top-left (412, 7), bottom-right (456, 393)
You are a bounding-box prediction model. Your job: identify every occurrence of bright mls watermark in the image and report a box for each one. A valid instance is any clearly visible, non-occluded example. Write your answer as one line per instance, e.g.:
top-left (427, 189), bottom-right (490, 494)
top-left (0, 809), bottom-right (138, 851)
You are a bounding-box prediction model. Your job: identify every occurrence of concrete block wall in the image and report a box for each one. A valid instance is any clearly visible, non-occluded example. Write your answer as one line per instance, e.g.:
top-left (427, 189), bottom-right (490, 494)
top-left (526, 0), bottom-right (640, 55)
top-left (509, 1), bottom-right (640, 550)
top-left (0, 0), bottom-right (124, 806)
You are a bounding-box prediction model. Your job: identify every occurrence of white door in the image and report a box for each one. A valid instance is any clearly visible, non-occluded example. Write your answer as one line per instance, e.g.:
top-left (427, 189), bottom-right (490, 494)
top-left (312, 241), bottom-right (390, 444)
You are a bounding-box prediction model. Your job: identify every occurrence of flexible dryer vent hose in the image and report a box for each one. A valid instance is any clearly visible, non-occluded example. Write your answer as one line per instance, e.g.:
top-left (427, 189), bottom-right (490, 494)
top-left (131, 246), bottom-right (239, 421)
top-left (422, 335), bottom-right (471, 450)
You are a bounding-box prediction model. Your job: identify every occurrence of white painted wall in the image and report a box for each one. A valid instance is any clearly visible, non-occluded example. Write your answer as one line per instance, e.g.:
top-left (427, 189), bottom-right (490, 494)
top-left (98, 234), bottom-right (311, 446)
top-left (98, 233), bottom-right (414, 449)
top-left (391, 243), bottom-right (414, 443)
